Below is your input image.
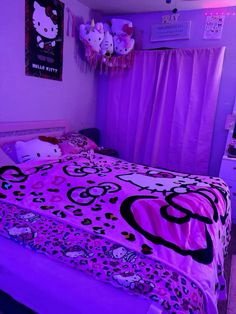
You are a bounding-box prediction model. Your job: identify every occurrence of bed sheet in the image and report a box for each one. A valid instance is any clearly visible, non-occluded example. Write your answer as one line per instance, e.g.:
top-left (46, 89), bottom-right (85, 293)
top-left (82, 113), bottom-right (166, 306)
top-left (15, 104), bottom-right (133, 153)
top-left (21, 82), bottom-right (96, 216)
top-left (0, 152), bottom-right (231, 314)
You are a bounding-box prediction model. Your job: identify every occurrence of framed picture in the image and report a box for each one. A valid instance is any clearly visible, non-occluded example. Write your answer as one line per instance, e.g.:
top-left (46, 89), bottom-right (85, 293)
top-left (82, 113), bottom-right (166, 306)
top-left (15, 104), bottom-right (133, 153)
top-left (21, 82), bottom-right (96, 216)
top-left (150, 21), bottom-right (191, 42)
top-left (25, 0), bottom-right (64, 81)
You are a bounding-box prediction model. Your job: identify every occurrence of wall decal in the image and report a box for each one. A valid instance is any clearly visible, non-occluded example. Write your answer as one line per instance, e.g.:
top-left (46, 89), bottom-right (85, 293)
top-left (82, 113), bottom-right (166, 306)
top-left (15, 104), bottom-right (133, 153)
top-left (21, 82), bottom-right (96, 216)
top-left (25, 0), bottom-right (64, 81)
top-left (203, 15), bottom-right (225, 40)
top-left (161, 14), bottom-right (180, 24)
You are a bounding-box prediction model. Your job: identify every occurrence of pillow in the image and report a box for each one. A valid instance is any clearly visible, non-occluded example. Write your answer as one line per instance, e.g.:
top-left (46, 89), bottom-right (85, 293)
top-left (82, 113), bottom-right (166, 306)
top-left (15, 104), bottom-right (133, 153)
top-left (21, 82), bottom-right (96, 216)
top-left (59, 141), bottom-right (81, 155)
top-left (15, 138), bottom-right (62, 163)
top-left (58, 132), bottom-right (98, 152)
top-left (1, 142), bottom-right (19, 163)
top-left (0, 148), bottom-right (16, 166)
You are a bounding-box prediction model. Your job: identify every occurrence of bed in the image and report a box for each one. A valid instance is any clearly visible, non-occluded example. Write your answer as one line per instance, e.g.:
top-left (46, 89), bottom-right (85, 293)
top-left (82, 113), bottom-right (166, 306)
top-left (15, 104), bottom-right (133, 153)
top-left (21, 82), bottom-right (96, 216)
top-left (0, 120), bottom-right (231, 314)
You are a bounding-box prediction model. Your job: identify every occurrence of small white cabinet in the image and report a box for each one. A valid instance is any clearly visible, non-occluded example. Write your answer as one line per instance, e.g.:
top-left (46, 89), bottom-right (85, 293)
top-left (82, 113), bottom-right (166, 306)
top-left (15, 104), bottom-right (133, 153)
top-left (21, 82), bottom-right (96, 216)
top-left (219, 156), bottom-right (236, 223)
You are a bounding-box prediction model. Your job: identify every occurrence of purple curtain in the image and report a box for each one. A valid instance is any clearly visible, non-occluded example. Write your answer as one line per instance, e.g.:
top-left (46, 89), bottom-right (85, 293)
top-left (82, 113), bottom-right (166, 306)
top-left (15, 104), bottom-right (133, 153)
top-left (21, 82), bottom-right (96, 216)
top-left (101, 47), bottom-right (225, 175)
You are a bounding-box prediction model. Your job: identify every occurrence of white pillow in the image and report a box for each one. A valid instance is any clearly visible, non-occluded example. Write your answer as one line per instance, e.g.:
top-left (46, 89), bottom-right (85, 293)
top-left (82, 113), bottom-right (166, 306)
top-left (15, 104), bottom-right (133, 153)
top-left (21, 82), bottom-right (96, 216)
top-left (15, 138), bottom-right (62, 163)
top-left (0, 148), bottom-right (16, 166)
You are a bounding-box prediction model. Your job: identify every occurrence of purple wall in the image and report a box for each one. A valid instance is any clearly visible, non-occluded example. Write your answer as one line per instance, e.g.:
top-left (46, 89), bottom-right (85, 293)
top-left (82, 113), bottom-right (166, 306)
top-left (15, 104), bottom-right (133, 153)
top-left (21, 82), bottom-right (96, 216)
top-left (99, 7), bottom-right (236, 176)
top-left (0, 0), bottom-right (97, 131)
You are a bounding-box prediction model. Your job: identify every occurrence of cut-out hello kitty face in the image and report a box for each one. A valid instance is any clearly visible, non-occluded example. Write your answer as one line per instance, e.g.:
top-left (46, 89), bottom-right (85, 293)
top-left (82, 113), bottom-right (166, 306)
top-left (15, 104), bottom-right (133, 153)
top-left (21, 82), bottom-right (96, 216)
top-left (15, 138), bottom-right (62, 163)
top-left (33, 1), bottom-right (58, 40)
top-left (80, 22), bottom-right (104, 53)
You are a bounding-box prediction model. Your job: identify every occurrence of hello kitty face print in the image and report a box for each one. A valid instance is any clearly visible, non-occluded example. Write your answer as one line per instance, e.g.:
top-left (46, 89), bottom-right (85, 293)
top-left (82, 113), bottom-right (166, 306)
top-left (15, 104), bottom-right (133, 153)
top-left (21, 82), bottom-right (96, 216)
top-left (109, 246), bottom-right (137, 263)
top-left (25, 0), bottom-right (64, 80)
top-left (7, 225), bottom-right (37, 241)
top-left (33, 1), bottom-right (58, 49)
top-left (113, 272), bottom-right (141, 289)
top-left (117, 170), bottom-right (211, 193)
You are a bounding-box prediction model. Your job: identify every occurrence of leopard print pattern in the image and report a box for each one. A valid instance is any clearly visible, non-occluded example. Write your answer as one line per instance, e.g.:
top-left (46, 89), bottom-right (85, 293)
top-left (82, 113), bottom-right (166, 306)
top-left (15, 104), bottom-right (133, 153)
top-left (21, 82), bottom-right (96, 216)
top-left (0, 201), bottom-right (205, 314)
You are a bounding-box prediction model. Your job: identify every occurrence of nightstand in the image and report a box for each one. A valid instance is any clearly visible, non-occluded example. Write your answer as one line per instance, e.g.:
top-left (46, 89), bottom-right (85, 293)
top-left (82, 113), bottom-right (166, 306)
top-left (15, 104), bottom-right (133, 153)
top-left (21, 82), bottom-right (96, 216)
top-left (219, 155), bottom-right (236, 223)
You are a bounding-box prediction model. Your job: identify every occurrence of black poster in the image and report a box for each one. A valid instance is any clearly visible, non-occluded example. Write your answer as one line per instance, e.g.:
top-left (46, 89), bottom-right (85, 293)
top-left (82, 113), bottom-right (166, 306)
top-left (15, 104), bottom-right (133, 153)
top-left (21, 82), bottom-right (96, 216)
top-left (25, 0), bottom-right (64, 81)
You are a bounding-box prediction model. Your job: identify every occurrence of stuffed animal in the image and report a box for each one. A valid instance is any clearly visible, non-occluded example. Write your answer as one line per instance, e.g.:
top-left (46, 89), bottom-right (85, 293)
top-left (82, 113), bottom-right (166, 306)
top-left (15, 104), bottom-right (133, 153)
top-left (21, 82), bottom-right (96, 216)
top-left (111, 18), bottom-right (134, 36)
top-left (79, 18), bottom-right (135, 69)
top-left (101, 30), bottom-right (114, 57)
top-left (111, 19), bottom-right (134, 55)
top-left (80, 20), bottom-right (104, 53)
top-left (113, 35), bottom-right (135, 56)
top-left (15, 138), bottom-right (61, 163)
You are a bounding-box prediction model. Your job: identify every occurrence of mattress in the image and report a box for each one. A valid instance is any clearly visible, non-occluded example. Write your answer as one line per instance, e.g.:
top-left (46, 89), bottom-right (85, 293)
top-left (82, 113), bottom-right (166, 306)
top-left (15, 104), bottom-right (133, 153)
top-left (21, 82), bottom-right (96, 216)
top-left (0, 152), bottom-right (231, 314)
top-left (0, 236), bottom-right (162, 314)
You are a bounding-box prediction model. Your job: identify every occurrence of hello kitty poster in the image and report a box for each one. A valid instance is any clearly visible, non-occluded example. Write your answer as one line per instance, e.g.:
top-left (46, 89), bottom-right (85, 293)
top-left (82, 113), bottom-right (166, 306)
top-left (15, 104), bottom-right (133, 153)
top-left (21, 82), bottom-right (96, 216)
top-left (25, 0), bottom-right (64, 81)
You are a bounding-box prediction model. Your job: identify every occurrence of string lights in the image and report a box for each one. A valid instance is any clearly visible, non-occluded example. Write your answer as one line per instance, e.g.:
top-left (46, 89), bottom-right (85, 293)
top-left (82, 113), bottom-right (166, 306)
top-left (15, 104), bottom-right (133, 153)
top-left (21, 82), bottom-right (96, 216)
top-left (204, 11), bottom-right (236, 16)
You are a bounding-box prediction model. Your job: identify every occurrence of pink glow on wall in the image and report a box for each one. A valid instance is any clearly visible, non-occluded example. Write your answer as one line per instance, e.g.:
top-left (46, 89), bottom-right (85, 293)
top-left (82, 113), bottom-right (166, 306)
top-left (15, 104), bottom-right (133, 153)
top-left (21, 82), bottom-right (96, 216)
top-left (0, 0), bottom-right (97, 131)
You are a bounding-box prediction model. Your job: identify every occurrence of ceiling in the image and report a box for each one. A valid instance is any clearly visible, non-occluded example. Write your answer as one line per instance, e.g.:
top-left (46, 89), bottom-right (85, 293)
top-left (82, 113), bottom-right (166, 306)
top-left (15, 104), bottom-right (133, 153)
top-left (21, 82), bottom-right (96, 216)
top-left (79, 0), bottom-right (236, 14)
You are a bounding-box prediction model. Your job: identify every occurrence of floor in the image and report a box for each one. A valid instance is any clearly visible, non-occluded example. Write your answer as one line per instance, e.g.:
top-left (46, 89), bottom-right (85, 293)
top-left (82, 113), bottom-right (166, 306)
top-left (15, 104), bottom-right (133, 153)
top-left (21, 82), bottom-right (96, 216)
top-left (0, 290), bottom-right (35, 314)
top-left (0, 225), bottom-right (235, 314)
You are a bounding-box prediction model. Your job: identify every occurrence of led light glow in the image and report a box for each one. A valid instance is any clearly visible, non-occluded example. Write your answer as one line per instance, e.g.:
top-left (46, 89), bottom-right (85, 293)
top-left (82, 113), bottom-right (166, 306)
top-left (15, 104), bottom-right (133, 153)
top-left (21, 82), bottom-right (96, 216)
top-left (204, 11), bottom-right (236, 16)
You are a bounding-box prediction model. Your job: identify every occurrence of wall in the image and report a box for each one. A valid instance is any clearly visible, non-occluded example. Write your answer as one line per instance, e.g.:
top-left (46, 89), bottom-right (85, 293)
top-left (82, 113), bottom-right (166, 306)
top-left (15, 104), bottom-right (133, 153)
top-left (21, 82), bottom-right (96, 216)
top-left (0, 0), bottom-right (96, 131)
top-left (100, 7), bottom-right (236, 176)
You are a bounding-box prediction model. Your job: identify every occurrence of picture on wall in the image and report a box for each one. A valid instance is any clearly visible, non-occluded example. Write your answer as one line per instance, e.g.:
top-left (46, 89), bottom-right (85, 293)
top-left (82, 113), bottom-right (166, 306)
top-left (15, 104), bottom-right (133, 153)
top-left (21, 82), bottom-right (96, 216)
top-left (203, 15), bottom-right (225, 40)
top-left (25, 0), bottom-right (64, 81)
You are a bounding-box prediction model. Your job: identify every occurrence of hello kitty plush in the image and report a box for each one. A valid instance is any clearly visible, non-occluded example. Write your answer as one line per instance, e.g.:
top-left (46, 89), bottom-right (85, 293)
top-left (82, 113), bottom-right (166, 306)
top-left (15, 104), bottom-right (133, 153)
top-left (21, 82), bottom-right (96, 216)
top-left (111, 19), bottom-right (134, 55)
top-left (111, 19), bottom-right (134, 36)
top-left (80, 20), bottom-right (104, 53)
top-left (32, 1), bottom-right (59, 49)
top-left (113, 35), bottom-right (135, 56)
top-left (15, 138), bottom-right (61, 163)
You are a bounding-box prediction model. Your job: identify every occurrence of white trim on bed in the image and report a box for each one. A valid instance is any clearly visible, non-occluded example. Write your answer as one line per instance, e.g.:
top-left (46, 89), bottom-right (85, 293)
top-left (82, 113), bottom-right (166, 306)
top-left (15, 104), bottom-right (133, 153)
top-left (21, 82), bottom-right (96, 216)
top-left (0, 120), bottom-right (70, 146)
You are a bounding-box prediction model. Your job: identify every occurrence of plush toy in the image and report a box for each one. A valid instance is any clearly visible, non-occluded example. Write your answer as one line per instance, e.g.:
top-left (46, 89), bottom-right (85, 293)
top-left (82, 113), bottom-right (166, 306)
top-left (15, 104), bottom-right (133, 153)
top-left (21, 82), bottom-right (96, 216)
top-left (101, 30), bottom-right (114, 57)
top-left (111, 19), bottom-right (134, 56)
top-left (113, 35), bottom-right (135, 56)
top-left (79, 18), bottom-right (135, 69)
top-left (15, 138), bottom-right (61, 163)
top-left (111, 18), bottom-right (134, 36)
top-left (80, 20), bottom-right (104, 53)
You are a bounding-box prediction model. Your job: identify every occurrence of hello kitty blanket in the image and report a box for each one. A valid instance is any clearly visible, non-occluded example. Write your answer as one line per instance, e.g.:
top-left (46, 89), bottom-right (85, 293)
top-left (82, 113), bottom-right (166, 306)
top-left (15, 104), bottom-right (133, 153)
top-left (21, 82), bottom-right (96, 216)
top-left (0, 152), bottom-right (231, 314)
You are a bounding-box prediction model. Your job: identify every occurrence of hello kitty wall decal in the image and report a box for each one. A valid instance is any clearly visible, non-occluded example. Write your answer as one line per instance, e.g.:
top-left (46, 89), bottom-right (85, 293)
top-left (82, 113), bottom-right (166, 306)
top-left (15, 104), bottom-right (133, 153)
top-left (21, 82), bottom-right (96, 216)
top-left (79, 19), bottom-right (135, 71)
top-left (25, 0), bottom-right (64, 81)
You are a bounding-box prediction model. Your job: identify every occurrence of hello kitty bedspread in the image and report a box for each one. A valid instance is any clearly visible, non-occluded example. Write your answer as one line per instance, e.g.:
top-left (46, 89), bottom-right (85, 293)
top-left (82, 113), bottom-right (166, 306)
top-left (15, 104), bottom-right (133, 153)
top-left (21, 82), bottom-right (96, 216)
top-left (0, 152), bottom-right (231, 314)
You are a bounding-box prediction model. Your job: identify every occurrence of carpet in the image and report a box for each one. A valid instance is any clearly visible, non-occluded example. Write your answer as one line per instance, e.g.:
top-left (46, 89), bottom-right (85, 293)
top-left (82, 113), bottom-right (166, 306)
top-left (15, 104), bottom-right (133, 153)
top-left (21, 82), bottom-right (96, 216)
top-left (227, 255), bottom-right (236, 314)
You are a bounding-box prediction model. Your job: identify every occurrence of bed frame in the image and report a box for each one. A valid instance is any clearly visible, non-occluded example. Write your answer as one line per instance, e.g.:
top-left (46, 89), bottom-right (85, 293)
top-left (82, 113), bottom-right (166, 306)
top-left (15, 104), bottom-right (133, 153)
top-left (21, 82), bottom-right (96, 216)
top-left (0, 120), bottom-right (70, 146)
